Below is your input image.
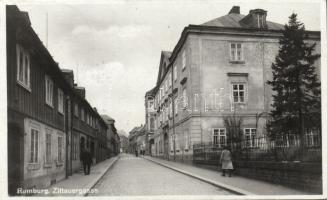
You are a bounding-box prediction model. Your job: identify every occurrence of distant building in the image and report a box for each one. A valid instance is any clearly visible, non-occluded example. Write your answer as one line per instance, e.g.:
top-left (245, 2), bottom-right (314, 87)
top-left (144, 86), bottom-right (157, 155)
top-left (147, 6), bottom-right (320, 162)
top-left (101, 115), bottom-right (120, 157)
top-left (119, 134), bottom-right (129, 153)
top-left (128, 125), bottom-right (145, 154)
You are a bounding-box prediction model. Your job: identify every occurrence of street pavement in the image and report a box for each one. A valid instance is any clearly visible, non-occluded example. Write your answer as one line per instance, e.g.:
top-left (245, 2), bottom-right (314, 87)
top-left (91, 154), bottom-right (234, 196)
top-left (145, 156), bottom-right (312, 195)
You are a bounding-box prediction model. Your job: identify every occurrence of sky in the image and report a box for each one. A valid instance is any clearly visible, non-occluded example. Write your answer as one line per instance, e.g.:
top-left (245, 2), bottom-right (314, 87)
top-left (16, 0), bottom-right (321, 134)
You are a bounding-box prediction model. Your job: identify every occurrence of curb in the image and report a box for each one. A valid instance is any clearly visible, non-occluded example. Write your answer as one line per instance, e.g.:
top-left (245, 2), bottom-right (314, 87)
top-left (84, 156), bottom-right (119, 196)
top-left (144, 157), bottom-right (254, 195)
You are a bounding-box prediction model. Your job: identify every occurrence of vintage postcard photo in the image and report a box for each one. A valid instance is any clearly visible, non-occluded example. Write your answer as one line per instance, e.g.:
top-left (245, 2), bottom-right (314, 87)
top-left (1, 0), bottom-right (326, 199)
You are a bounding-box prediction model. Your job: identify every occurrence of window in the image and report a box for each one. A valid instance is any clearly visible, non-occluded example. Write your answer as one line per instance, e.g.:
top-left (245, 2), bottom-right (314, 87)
top-left (182, 88), bottom-right (188, 108)
top-left (168, 73), bottom-right (172, 87)
top-left (58, 88), bottom-right (64, 114)
top-left (213, 129), bottom-right (226, 147)
top-left (45, 75), bottom-right (54, 106)
top-left (182, 50), bottom-right (186, 69)
top-left (73, 133), bottom-right (78, 160)
top-left (169, 101), bottom-right (173, 117)
top-left (150, 118), bottom-right (155, 131)
top-left (305, 129), bottom-right (320, 147)
top-left (74, 103), bottom-right (79, 117)
top-left (184, 132), bottom-right (189, 150)
top-left (244, 128), bottom-right (257, 148)
top-left (232, 84), bottom-right (245, 103)
top-left (81, 108), bottom-right (85, 121)
top-left (30, 129), bottom-right (39, 163)
top-left (16, 44), bottom-right (30, 90)
top-left (174, 98), bottom-right (178, 115)
top-left (58, 136), bottom-right (63, 163)
top-left (45, 130), bottom-right (52, 164)
top-left (230, 43), bottom-right (243, 61)
top-left (174, 65), bottom-right (178, 82)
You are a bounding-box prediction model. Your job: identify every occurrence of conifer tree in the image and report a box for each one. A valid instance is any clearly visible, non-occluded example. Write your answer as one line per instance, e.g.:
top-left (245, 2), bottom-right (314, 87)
top-left (267, 13), bottom-right (320, 149)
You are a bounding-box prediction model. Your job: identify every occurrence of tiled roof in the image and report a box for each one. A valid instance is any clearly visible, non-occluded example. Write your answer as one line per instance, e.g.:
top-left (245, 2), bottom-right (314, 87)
top-left (101, 114), bottom-right (115, 124)
top-left (201, 13), bottom-right (284, 30)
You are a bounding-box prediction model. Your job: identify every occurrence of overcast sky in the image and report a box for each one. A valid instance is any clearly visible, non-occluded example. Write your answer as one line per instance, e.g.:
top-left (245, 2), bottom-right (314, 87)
top-left (17, 0), bottom-right (321, 134)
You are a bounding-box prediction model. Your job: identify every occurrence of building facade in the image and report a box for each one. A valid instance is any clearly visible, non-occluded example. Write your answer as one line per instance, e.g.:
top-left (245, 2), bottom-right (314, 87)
top-left (148, 6), bottom-right (320, 162)
top-left (101, 115), bottom-right (121, 157)
top-left (119, 134), bottom-right (129, 153)
top-left (7, 5), bottom-right (110, 195)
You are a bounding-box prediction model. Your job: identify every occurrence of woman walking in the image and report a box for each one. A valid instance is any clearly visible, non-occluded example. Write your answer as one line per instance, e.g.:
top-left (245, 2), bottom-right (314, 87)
top-left (220, 146), bottom-right (233, 177)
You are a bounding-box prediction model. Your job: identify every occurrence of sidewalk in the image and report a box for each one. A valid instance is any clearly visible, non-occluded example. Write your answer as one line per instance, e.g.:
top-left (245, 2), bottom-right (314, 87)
top-left (42, 156), bottom-right (118, 196)
top-left (144, 156), bottom-right (312, 195)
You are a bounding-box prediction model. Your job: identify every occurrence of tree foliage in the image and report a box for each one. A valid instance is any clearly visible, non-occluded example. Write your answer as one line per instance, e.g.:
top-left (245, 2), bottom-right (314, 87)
top-left (267, 13), bottom-right (321, 139)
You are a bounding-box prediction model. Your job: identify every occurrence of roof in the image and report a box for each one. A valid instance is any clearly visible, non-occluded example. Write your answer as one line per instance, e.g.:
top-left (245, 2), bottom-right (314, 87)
top-left (156, 51), bottom-right (172, 86)
top-left (145, 85), bottom-right (158, 97)
top-left (201, 12), bottom-right (284, 30)
top-left (101, 114), bottom-right (115, 124)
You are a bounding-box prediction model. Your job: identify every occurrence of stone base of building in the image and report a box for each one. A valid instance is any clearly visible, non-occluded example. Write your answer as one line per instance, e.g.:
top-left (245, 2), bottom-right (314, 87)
top-left (21, 171), bottom-right (66, 193)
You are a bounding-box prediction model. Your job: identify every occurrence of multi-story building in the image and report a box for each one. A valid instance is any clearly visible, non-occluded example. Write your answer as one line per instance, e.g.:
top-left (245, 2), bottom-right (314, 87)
top-left (119, 134), bottom-right (129, 153)
top-left (7, 5), bottom-right (109, 194)
top-left (149, 6), bottom-right (320, 162)
top-left (101, 115), bottom-right (120, 157)
top-left (128, 125), bottom-right (145, 154)
top-left (144, 86), bottom-right (157, 155)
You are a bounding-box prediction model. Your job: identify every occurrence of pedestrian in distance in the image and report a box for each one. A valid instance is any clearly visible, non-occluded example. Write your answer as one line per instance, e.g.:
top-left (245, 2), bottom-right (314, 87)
top-left (81, 149), bottom-right (93, 175)
top-left (135, 150), bottom-right (138, 157)
top-left (220, 145), bottom-right (233, 177)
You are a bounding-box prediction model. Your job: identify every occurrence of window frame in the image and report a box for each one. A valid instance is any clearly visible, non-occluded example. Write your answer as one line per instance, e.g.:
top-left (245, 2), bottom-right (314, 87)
top-left (45, 129), bottom-right (52, 165)
top-left (229, 42), bottom-right (243, 62)
top-left (45, 75), bottom-right (54, 107)
top-left (58, 88), bottom-right (64, 114)
top-left (174, 65), bottom-right (178, 82)
top-left (232, 83), bottom-right (246, 103)
top-left (57, 135), bottom-right (63, 164)
top-left (243, 128), bottom-right (257, 148)
top-left (212, 128), bottom-right (227, 147)
top-left (182, 50), bottom-right (186, 70)
top-left (16, 44), bottom-right (31, 91)
top-left (29, 128), bottom-right (39, 164)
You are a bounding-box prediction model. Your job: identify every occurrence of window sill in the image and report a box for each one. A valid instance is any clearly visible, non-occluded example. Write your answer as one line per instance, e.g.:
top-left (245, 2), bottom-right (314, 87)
top-left (45, 102), bottom-right (54, 109)
top-left (17, 81), bottom-right (31, 92)
top-left (58, 110), bottom-right (64, 115)
top-left (229, 60), bottom-right (245, 64)
top-left (56, 162), bottom-right (64, 167)
top-left (27, 163), bottom-right (41, 170)
top-left (43, 163), bottom-right (53, 168)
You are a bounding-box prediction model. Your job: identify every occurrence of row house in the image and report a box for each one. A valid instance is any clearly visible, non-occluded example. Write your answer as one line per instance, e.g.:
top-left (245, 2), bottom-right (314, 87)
top-left (128, 125), bottom-right (145, 154)
top-left (144, 86), bottom-right (157, 155)
top-left (7, 5), bottom-right (109, 195)
top-left (119, 134), bottom-right (129, 153)
top-left (101, 115), bottom-right (121, 157)
top-left (148, 6), bottom-right (320, 162)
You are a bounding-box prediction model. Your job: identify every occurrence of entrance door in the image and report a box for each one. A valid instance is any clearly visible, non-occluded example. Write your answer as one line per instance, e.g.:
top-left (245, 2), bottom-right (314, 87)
top-left (164, 133), bottom-right (169, 160)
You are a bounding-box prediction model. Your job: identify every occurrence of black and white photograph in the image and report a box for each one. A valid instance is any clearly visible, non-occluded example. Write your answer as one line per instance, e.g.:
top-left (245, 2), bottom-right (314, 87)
top-left (0, 0), bottom-right (326, 199)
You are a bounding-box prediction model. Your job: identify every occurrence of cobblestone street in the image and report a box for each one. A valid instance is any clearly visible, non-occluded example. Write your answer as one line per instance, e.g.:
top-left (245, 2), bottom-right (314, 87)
top-left (91, 154), bottom-right (233, 196)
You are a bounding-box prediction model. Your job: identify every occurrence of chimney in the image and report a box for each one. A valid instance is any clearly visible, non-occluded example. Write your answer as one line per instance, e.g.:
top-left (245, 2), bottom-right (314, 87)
top-left (74, 86), bottom-right (86, 98)
top-left (61, 69), bottom-right (74, 87)
top-left (228, 6), bottom-right (240, 14)
top-left (240, 8), bottom-right (267, 29)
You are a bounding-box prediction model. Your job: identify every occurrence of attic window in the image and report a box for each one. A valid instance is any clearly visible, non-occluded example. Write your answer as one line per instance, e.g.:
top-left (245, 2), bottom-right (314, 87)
top-left (258, 14), bottom-right (265, 28)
